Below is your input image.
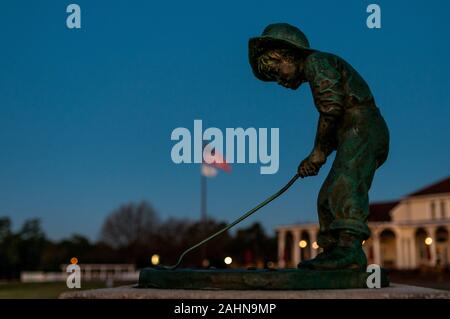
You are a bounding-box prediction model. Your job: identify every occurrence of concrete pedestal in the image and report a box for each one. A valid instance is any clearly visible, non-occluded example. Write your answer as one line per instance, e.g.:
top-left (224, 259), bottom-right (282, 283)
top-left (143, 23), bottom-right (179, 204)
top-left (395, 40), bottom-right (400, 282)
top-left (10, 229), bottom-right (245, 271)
top-left (60, 284), bottom-right (450, 299)
top-left (138, 268), bottom-right (389, 290)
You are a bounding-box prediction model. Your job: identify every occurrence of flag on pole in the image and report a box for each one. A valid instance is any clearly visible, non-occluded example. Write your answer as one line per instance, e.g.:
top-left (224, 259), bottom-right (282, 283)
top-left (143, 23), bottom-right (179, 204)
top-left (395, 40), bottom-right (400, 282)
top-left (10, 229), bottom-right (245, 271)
top-left (201, 164), bottom-right (218, 177)
top-left (201, 144), bottom-right (231, 177)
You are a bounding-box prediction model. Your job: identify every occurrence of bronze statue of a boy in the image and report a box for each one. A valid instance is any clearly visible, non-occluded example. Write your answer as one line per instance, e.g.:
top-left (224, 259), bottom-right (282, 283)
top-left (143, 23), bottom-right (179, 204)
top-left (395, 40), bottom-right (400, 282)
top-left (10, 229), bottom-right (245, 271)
top-left (249, 23), bottom-right (389, 271)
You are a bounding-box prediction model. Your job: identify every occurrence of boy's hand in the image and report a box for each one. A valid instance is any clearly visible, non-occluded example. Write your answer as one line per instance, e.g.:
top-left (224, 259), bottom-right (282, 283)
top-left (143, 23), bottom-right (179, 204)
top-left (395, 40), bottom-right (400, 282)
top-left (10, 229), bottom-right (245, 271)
top-left (298, 150), bottom-right (326, 178)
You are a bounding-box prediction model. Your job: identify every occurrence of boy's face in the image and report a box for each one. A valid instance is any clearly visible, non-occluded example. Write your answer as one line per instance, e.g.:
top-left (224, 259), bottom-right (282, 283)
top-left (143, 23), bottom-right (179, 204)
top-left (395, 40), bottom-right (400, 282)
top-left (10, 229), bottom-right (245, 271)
top-left (276, 62), bottom-right (300, 89)
top-left (258, 50), bottom-right (302, 90)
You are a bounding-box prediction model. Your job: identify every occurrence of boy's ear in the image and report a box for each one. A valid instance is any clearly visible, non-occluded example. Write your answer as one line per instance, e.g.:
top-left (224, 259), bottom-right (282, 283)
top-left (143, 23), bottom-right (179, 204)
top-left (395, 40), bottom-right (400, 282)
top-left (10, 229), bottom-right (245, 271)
top-left (270, 50), bottom-right (284, 60)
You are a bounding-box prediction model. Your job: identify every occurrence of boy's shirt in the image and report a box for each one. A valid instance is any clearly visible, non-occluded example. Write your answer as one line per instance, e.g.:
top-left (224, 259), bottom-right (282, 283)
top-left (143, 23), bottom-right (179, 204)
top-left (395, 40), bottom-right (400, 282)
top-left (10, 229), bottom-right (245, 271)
top-left (303, 51), bottom-right (376, 119)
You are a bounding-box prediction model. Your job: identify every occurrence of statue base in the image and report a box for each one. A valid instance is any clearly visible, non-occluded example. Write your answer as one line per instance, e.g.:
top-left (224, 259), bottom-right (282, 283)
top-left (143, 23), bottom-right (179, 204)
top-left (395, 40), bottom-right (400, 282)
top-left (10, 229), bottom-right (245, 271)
top-left (138, 268), bottom-right (389, 290)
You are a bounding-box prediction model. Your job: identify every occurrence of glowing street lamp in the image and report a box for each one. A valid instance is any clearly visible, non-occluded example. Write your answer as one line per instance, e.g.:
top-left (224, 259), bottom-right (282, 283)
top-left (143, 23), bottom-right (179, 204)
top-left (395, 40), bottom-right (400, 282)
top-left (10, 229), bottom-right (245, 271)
top-left (299, 240), bottom-right (308, 248)
top-left (224, 257), bottom-right (232, 265)
top-left (151, 254), bottom-right (160, 265)
top-left (425, 237), bottom-right (433, 246)
top-left (202, 259), bottom-right (210, 267)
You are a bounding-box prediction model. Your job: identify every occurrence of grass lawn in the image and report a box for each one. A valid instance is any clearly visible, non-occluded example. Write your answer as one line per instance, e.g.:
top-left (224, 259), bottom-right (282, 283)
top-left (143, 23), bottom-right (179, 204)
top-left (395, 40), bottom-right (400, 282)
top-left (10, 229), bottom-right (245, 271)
top-left (0, 281), bottom-right (135, 299)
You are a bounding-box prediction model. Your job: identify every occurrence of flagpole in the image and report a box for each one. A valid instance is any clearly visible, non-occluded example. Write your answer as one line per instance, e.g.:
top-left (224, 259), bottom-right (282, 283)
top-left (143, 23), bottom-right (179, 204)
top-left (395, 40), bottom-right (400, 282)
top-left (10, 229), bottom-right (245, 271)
top-left (201, 173), bottom-right (207, 222)
top-left (200, 167), bottom-right (207, 265)
top-left (199, 144), bottom-right (231, 267)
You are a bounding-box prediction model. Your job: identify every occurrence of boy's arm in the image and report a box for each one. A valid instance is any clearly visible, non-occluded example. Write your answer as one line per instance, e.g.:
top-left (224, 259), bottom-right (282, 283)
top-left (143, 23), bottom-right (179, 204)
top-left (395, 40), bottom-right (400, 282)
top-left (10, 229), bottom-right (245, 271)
top-left (313, 114), bottom-right (337, 157)
top-left (298, 115), bottom-right (337, 177)
top-left (299, 53), bottom-right (344, 177)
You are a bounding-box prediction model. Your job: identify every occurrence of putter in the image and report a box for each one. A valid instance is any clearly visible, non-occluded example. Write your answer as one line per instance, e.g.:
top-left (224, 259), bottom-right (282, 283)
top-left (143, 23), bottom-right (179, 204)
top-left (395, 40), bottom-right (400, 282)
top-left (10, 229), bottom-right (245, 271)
top-left (155, 173), bottom-right (300, 270)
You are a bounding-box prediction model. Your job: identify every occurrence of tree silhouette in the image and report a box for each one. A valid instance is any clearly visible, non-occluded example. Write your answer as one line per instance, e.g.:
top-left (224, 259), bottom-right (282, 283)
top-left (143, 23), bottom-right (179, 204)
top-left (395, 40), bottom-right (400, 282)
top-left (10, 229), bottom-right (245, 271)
top-left (100, 201), bottom-right (160, 249)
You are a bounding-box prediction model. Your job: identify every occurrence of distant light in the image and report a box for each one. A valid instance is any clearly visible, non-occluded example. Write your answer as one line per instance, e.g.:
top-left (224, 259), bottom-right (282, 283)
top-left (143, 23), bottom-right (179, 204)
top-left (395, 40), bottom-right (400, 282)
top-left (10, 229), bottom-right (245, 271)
top-left (224, 257), bottom-right (232, 265)
top-left (362, 240), bottom-right (366, 245)
top-left (312, 242), bottom-right (319, 250)
top-left (151, 254), bottom-right (160, 265)
top-left (299, 240), bottom-right (308, 248)
top-left (202, 259), bottom-right (210, 267)
top-left (425, 237), bottom-right (433, 246)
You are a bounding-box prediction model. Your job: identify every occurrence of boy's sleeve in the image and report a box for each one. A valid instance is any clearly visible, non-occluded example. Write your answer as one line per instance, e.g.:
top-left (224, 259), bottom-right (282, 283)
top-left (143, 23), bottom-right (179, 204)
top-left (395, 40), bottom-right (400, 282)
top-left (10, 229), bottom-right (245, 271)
top-left (304, 53), bottom-right (345, 118)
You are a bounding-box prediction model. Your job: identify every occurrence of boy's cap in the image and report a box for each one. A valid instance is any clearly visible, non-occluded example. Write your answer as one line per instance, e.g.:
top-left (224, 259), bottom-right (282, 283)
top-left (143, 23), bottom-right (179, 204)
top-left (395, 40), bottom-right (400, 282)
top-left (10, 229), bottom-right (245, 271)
top-left (249, 23), bottom-right (314, 81)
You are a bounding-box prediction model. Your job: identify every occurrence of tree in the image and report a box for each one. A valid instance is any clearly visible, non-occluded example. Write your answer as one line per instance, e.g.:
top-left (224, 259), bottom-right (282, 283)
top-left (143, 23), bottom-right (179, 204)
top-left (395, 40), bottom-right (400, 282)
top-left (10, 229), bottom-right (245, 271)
top-left (153, 218), bottom-right (232, 267)
top-left (0, 217), bottom-right (11, 241)
top-left (229, 222), bottom-right (276, 267)
top-left (40, 234), bottom-right (120, 271)
top-left (20, 219), bottom-right (45, 240)
top-left (17, 219), bottom-right (47, 271)
top-left (0, 217), bottom-right (14, 277)
top-left (0, 218), bottom-right (48, 277)
top-left (100, 201), bottom-right (160, 249)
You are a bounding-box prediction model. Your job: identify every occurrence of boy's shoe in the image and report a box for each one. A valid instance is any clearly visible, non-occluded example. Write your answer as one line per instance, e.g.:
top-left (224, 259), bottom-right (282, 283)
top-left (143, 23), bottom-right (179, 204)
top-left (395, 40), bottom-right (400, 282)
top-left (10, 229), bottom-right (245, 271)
top-left (297, 248), bottom-right (333, 269)
top-left (297, 231), bottom-right (367, 271)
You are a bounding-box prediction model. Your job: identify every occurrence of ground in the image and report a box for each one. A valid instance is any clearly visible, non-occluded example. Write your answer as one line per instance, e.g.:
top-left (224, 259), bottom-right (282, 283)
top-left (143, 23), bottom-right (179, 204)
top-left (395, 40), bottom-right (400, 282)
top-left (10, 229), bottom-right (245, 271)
top-left (0, 281), bottom-right (136, 299)
top-left (389, 270), bottom-right (450, 291)
top-left (0, 273), bottom-right (448, 298)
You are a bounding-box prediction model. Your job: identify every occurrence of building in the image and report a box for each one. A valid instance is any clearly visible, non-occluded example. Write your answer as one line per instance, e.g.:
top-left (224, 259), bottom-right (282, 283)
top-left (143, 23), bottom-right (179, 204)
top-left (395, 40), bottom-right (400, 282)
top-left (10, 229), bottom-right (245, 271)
top-left (276, 176), bottom-right (450, 270)
top-left (21, 264), bottom-right (139, 283)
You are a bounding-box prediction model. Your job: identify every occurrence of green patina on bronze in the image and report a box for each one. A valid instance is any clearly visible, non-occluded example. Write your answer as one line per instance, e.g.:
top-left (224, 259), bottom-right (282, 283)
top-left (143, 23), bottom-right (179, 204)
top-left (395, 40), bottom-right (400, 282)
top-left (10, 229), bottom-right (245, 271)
top-left (249, 23), bottom-right (389, 271)
top-left (138, 268), bottom-right (389, 290)
top-left (138, 23), bottom-right (390, 290)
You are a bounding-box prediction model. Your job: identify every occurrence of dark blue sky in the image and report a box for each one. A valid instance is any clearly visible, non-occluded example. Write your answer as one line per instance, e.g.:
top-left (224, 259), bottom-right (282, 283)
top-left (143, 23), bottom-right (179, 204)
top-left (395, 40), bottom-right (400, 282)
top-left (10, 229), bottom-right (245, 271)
top-left (1, 0), bottom-right (449, 240)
